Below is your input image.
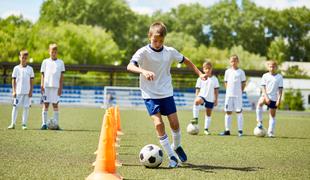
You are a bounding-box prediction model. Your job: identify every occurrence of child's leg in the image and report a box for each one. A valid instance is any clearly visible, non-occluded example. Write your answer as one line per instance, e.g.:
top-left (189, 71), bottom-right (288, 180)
top-left (192, 97), bottom-right (203, 124)
top-left (236, 112), bottom-right (243, 132)
top-left (10, 106), bottom-right (18, 126)
top-left (268, 108), bottom-right (276, 135)
top-left (52, 103), bottom-right (59, 125)
top-left (225, 112), bottom-right (232, 131)
top-left (42, 103), bottom-right (49, 125)
top-left (256, 97), bottom-right (265, 126)
top-left (151, 113), bottom-right (175, 158)
top-left (22, 107), bottom-right (29, 125)
top-left (205, 108), bottom-right (212, 130)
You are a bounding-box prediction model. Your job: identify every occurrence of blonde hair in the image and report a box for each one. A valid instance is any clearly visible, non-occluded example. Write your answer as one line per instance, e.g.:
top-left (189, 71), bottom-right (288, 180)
top-left (49, 43), bottom-right (58, 50)
top-left (148, 22), bottom-right (167, 38)
top-left (230, 54), bottom-right (239, 61)
top-left (203, 60), bottom-right (213, 68)
top-left (266, 60), bottom-right (278, 67)
top-left (19, 50), bottom-right (28, 56)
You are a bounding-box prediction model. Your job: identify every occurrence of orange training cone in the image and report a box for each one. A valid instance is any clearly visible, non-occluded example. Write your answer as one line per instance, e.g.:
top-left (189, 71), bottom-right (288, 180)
top-left (115, 106), bottom-right (124, 135)
top-left (86, 110), bottom-right (122, 180)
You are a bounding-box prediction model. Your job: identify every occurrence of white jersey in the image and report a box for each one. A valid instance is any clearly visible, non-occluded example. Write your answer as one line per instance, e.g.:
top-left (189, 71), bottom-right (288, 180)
top-left (261, 73), bottom-right (283, 101)
top-left (40, 58), bottom-right (65, 88)
top-left (224, 68), bottom-right (246, 97)
top-left (12, 65), bottom-right (34, 95)
top-left (196, 76), bottom-right (219, 102)
top-left (131, 45), bottom-right (184, 99)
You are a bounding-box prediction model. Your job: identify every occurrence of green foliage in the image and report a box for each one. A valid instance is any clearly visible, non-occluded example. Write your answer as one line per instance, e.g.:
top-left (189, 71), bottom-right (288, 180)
top-left (267, 37), bottom-right (289, 64)
top-left (280, 89), bottom-right (305, 111)
top-left (282, 65), bottom-right (307, 78)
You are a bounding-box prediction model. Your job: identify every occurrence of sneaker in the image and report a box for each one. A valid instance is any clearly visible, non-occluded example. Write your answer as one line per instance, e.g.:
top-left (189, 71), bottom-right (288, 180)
top-left (204, 129), bottom-right (210, 135)
top-left (7, 124), bottom-right (15, 129)
top-left (172, 145), bottom-right (187, 162)
top-left (22, 124), bottom-right (27, 130)
top-left (219, 130), bottom-right (230, 136)
top-left (41, 124), bottom-right (48, 130)
top-left (54, 125), bottom-right (62, 131)
top-left (238, 130), bottom-right (243, 137)
top-left (168, 156), bottom-right (178, 168)
top-left (257, 124), bottom-right (263, 129)
top-left (268, 132), bottom-right (275, 138)
top-left (190, 118), bottom-right (198, 125)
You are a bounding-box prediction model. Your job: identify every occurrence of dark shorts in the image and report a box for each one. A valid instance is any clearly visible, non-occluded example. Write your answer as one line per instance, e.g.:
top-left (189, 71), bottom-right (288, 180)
top-left (267, 100), bottom-right (277, 109)
top-left (199, 96), bottom-right (214, 109)
top-left (144, 96), bottom-right (177, 116)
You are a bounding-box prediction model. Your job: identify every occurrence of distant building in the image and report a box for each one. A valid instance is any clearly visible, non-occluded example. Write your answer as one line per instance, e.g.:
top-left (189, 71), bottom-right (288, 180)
top-left (246, 77), bottom-right (310, 109)
top-left (280, 62), bottom-right (310, 76)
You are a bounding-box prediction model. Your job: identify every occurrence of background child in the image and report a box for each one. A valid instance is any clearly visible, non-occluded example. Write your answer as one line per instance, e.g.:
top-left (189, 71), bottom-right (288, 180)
top-left (40, 44), bottom-right (65, 130)
top-left (127, 22), bottom-right (206, 168)
top-left (8, 50), bottom-right (34, 130)
top-left (256, 60), bottom-right (283, 137)
top-left (191, 61), bottom-right (219, 135)
top-left (220, 55), bottom-right (246, 137)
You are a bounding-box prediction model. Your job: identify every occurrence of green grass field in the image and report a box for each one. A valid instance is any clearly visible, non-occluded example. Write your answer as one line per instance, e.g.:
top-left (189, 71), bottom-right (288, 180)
top-left (0, 104), bottom-right (309, 180)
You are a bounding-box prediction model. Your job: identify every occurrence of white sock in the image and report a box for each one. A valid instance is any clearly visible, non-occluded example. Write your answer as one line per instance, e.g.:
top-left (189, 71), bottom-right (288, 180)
top-left (42, 110), bottom-right (48, 125)
top-left (256, 106), bottom-right (263, 125)
top-left (22, 107), bottom-right (29, 125)
top-left (268, 116), bottom-right (276, 133)
top-left (193, 104), bottom-right (199, 118)
top-left (159, 134), bottom-right (174, 158)
top-left (11, 106), bottom-right (18, 125)
top-left (237, 113), bottom-right (243, 131)
top-left (53, 111), bottom-right (59, 125)
top-left (205, 116), bottom-right (211, 129)
top-left (225, 114), bottom-right (232, 131)
top-left (171, 129), bottom-right (181, 149)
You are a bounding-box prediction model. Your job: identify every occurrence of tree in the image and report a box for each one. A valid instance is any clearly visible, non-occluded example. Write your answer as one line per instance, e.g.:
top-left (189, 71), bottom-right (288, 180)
top-left (267, 37), bottom-right (289, 64)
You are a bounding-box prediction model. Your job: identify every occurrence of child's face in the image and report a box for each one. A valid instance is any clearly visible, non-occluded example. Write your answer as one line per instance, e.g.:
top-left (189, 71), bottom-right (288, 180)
top-left (19, 53), bottom-right (28, 66)
top-left (203, 65), bottom-right (212, 76)
top-left (230, 58), bottom-right (239, 69)
top-left (49, 49), bottom-right (57, 59)
top-left (268, 63), bottom-right (277, 74)
top-left (150, 35), bottom-right (164, 50)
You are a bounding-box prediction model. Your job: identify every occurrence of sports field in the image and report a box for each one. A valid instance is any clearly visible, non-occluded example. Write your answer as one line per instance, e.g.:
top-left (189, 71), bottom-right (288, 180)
top-left (0, 104), bottom-right (309, 179)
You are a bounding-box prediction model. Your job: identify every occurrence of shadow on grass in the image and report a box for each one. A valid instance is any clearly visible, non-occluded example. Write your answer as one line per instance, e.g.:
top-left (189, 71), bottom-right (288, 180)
top-left (244, 134), bottom-right (309, 140)
top-left (181, 162), bottom-right (262, 173)
top-left (122, 163), bottom-right (171, 170)
top-left (21, 128), bottom-right (100, 132)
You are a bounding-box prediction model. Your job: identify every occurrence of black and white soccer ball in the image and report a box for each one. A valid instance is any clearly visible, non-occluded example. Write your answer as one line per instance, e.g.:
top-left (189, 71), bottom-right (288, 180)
top-left (139, 144), bottom-right (163, 168)
top-left (187, 123), bottom-right (199, 135)
top-left (253, 126), bottom-right (267, 137)
top-left (47, 118), bottom-right (58, 130)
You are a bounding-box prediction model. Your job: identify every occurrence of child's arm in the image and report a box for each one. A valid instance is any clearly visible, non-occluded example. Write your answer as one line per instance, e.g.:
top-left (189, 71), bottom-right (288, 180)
top-left (12, 79), bottom-right (16, 98)
top-left (214, 88), bottom-right (219, 106)
top-left (183, 57), bottom-right (205, 79)
top-left (40, 73), bottom-right (44, 94)
top-left (127, 62), bottom-right (155, 81)
top-left (276, 88), bottom-right (283, 107)
top-left (58, 73), bottom-right (64, 96)
top-left (241, 81), bottom-right (246, 92)
top-left (29, 78), bottom-right (33, 97)
top-left (195, 88), bottom-right (200, 96)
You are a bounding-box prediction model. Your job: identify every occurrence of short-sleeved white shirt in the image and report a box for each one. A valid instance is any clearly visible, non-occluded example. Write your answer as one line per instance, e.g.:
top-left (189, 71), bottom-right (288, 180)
top-left (224, 68), bottom-right (246, 97)
top-left (196, 76), bottom-right (219, 102)
top-left (40, 58), bottom-right (65, 88)
top-left (261, 73), bottom-right (283, 101)
top-left (12, 65), bottom-right (34, 95)
top-left (131, 45), bottom-right (184, 99)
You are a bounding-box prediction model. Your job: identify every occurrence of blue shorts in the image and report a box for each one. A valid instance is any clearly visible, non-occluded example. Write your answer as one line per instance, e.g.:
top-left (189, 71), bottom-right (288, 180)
top-left (144, 96), bottom-right (177, 116)
top-left (267, 100), bottom-right (277, 109)
top-left (199, 96), bottom-right (214, 109)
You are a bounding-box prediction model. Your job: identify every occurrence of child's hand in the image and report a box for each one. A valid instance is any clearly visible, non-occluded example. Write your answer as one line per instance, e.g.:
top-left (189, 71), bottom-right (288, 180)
top-left (28, 92), bottom-right (32, 97)
top-left (276, 101), bottom-right (280, 107)
top-left (12, 92), bottom-right (16, 98)
top-left (58, 88), bottom-right (62, 96)
top-left (41, 86), bottom-right (45, 94)
top-left (142, 70), bottom-right (155, 81)
top-left (199, 73), bottom-right (208, 80)
top-left (264, 96), bottom-right (270, 105)
top-left (214, 99), bottom-right (218, 106)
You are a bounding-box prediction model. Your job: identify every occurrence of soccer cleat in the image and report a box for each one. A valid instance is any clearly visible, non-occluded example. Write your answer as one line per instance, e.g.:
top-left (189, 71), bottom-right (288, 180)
top-left (190, 118), bottom-right (198, 125)
top-left (172, 145), bottom-right (187, 162)
top-left (41, 124), bottom-right (48, 130)
top-left (168, 156), bottom-right (179, 168)
top-left (238, 130), bottom-right (243, 137)
top-left (268, 132), bottom-right (275, 138)
top-left (219, 130), bottom-right (230, 136)
top-left (7, 124), bottom-right (15, 129)
top-left (22, 124), bottom-right (27, 130)
top-left (54, 125), bottom-right (62, 131)
top-left (204, 129), bottom-right (210, 135)
top-left (257, 124), bottom-right (263, 129)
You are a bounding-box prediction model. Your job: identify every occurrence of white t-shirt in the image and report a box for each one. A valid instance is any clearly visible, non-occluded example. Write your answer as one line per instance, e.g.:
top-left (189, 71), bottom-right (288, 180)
top-left (131, 45), bottom-right (184, 99)
top-left (40, 58), bottom-right (65, 88)
top-left (224, 68), bottom-right (246, 97)
top-left (195, 76), bottom-right (219, 102)
top-left (12, 65), bottom-right (34, 95)
top-left (261, 73), bottom-right (283, 101)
